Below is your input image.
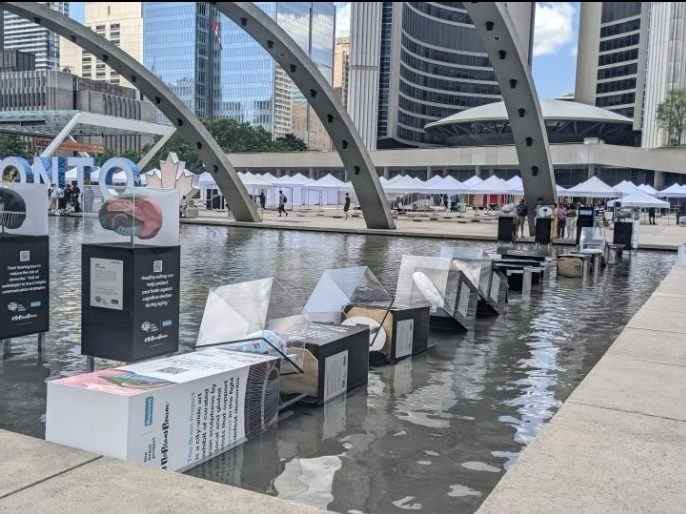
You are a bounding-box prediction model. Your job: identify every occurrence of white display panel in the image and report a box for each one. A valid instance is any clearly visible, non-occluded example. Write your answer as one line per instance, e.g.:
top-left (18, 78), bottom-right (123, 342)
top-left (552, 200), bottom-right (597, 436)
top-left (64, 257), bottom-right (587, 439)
top-left (46, 349), bottom-right (279, 472)
top-left (82, 186), bottom-right (180, 246)
top-left (0, 182), bottom-right (48, 237)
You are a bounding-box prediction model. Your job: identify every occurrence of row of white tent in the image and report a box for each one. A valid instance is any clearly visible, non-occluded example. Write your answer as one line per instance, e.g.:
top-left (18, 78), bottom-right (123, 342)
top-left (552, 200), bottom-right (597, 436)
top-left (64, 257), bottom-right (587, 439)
top-left (64, 165), bottom-right (684, 210)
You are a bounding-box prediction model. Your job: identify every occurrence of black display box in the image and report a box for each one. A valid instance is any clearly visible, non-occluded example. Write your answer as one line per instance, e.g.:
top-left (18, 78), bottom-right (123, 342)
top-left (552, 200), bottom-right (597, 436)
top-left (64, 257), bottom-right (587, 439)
top-left (81, 243), bottom-right (180, 362)
top-left (344, 302), bottom-right (430, 363)
top-left (429, 268), bottom-right (480, 332)
top-left (535, 217), bottom-right (552, 244)
top-left (497, 216), bottom-right (514, 242)
top-left (614, 221), bottom-right (633, 248)
top-left (0, 235), bottom-right (49, 339)
top-left (278, 321), bottom-right (370, 405)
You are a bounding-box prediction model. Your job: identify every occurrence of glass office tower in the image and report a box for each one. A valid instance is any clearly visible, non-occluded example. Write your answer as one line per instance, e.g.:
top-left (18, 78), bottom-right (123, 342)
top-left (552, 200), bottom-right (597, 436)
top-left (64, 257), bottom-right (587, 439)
top-left (219, 2), bottom-right (335, 150)
top-left (143, 2), bottom-right (220, 118)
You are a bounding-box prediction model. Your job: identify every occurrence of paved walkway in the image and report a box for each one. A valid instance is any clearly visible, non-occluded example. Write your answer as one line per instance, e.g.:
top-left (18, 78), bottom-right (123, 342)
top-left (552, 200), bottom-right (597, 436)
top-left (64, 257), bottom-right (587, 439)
top-left (477, 262), bottom-right (686, 513)
top-left (0, 430), bottom-right (325, 513)
top-left (184, 210), bottom-right (686, 250)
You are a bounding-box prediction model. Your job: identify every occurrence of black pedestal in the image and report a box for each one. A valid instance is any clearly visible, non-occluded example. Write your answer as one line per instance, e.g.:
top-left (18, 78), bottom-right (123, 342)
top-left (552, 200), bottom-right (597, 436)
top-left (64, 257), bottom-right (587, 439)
top-left (279, 322), bottom-right (370, 405)
top-left (497, 216), bottom-right (514, 242)
top-left (81, 243), bottom-right (180, 362)
top-left (344, 303), bottom-right (430, 363)
top-left (576, 208), bottom-right (595, 244)
top-left (613, 221), bottom-right (633, 248)
top-left (0, 235), bottom-right (49, 338)
top-left (535, 218), bottom-right (552, 244)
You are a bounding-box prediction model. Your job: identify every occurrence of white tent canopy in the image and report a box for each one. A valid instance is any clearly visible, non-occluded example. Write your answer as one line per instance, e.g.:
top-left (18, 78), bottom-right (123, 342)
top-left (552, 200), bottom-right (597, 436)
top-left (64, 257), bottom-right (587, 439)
top-left (613, 180), bottom-right (641, 195)
top-left (466, 175), bottom-right (510, 194)
top-left (658, 183), bottom-right (686, 198)
top-left (566, 176), bottom-right (618, 198)
top-left (638, 184), bottom-right (658, 196)
top-left (608, 190), bottom-right (670, 208)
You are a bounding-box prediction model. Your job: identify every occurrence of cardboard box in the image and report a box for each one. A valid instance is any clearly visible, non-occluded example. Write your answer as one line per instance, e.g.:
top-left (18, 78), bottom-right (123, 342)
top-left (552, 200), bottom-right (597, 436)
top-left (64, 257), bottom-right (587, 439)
top-left (343, 303), bottom-right (430, 363)
top-left (267, 318), bottom-right (369, 405)
top-left (46, 349), bottom-right (279, 471)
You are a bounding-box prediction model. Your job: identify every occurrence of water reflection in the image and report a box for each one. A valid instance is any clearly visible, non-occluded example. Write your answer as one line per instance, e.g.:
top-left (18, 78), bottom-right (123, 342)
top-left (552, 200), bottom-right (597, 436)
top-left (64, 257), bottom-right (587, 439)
top-left (0, 218), bottom-right (675, 514)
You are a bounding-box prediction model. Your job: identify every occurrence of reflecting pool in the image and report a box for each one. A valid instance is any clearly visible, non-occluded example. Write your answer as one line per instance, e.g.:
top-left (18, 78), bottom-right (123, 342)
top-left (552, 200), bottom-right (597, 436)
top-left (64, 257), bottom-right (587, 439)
top-left (0, 217), bottom-right (675, 513)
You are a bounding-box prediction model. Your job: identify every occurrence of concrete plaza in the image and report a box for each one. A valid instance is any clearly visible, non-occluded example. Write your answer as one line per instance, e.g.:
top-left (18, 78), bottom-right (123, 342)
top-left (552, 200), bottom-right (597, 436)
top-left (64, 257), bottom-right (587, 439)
top-left (185, 208), bottom-right (686, 251)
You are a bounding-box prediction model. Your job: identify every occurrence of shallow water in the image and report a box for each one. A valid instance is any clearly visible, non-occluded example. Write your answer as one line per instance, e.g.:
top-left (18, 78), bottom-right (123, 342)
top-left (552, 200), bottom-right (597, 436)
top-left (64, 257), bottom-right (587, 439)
top-left (0, 217), bottom-right (674, 513)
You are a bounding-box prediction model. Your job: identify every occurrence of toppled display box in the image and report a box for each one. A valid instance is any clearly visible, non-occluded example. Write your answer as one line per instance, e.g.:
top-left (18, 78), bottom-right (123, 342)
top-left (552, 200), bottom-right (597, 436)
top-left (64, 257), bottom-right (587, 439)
top-left (304, 266), bottom-right (430, 363)
top-left (46, 349), bottom-right (279, 472)
top-left (395, 255), bottom-right (480, 331)
top-left (196, 277), bottom-right (369, 404)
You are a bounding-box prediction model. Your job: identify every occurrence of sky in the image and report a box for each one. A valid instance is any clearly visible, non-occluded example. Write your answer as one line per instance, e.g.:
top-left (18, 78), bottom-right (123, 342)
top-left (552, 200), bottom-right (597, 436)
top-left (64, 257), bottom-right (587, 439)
top-left (71, 2), bottom-right (579, 100)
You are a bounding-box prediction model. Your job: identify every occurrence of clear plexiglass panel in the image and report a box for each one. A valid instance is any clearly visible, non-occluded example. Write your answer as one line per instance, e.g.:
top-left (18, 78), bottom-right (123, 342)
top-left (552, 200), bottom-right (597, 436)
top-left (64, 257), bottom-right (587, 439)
top-left (395, 255), bottom-right (456, 314)
top-left (0, 182), bottom-right (48, 237)
top-left (81, 185), bottom-right (179, 247)
top-left (196, 278), bottom-right (306, 369)
top-left (303, 266), bottom-right (392, 323)
top-left (440, 246), bottom-right (493, 296)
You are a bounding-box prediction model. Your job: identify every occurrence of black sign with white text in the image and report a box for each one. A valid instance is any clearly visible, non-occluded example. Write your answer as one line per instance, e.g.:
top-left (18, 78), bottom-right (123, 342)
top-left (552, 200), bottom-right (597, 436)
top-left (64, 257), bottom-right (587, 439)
top-left (0, 235), bottom-right (49, 338)
top-left (82, 243), bottom-right (180, 362)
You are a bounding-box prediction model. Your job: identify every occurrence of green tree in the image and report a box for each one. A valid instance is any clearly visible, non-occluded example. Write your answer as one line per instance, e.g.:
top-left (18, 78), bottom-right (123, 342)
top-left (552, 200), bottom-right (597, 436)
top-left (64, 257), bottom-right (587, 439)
top-left (657, 89), bottom-right (686, 146)
top-left (154, 118), bottom-right (308, 170)
top-left (0, 134), bottom-right (28, 159)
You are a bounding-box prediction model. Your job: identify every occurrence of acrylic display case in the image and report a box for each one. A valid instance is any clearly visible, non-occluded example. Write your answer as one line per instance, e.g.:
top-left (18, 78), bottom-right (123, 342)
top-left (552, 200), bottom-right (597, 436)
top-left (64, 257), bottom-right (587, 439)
top-left (196, 278), bottom-right (368, 405)
top-left (81, 186), bottom-right (181, 362)
top-left (0, 182), bottom-right (50, 338)
top-left (305, 266), bottom-right (430, 363)
top-left (395, 255), bottom-right (480, 331)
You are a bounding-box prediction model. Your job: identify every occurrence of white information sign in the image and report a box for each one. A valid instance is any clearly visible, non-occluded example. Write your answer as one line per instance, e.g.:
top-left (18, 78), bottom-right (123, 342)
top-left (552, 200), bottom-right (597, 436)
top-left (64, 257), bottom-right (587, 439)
top-left (324, 350), bottom-right (348, 403)
top-left (90, 257), bottom-right (124, 310)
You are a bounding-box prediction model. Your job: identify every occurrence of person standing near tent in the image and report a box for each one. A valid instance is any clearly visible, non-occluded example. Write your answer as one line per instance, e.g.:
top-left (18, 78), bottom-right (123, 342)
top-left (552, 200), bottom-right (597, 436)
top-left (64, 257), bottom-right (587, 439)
top-left (515, 198), bottom-right (528, 239)
top-left (556, 203), bottom-right (567, 239)
top-left (259, 191), bottom-right (266, 210)
top-left (278, 190), bottom-right (288, 217)
top-left (343, 193), bottom-right (351, 220)
top-left (648, 207), bottom-right (656, 225)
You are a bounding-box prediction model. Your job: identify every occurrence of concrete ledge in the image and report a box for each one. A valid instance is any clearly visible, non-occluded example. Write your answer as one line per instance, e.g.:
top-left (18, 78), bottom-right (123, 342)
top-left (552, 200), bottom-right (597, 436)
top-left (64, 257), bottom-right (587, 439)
top-left (181, 217), bottom-right (680, 251)
top-left (0, 430), bottom-right (324, 513)
top-left (477, 265), bottom-right (686, 513)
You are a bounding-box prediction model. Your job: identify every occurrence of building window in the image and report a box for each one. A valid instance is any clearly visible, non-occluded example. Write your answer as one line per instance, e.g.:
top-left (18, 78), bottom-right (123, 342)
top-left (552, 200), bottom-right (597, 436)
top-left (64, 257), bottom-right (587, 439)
top-left (596, 77), bottom-right (636, 94)
top-left (598, 48), bottom-right (638, 66)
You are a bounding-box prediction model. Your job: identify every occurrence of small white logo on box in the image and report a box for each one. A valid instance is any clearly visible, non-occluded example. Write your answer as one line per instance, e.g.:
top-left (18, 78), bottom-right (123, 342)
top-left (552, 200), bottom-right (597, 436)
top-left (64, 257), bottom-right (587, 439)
top-left (153, 260), bottom-right (163, 273)
top-left (19, 250), bottom-right (30, 263)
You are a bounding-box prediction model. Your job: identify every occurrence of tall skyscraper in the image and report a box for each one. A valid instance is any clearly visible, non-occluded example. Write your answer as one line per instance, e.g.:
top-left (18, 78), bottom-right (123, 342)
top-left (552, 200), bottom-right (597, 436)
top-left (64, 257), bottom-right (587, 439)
top-left (641, 3), bottom-right (686, 148)
top-left (219, 2), bottom-right (335, 150)
top-left (347, 2), bottom-right (535, 150)
top-left (575, 2), bottom-right (648, 130)
top-left (60, 3), bottom-right (143, 89)
top-left (576, 2), bottom-right (686, 147)
top-left (2, 2), bottom-right (68, 70)
top-left (333, 36), bottom-right (351, 108)
top-left (143, 2), bottom-right (221, 119)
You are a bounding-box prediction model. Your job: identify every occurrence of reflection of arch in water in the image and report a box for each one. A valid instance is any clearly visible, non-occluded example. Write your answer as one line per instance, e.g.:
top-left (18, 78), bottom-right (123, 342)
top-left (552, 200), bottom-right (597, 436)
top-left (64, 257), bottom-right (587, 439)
top-left (463, 4), bottom-right (556, 214)
top-left (215, 3), bottom-right (394, 230)
top-left (1, 2), bottom-right (260, 221)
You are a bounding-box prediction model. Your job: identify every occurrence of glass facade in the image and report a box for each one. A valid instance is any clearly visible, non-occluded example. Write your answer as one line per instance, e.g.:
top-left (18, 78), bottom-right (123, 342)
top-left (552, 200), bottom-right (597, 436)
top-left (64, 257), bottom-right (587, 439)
top-left (218, 2), bottom-right (335, 149)
top-left (595, 2), bottom-right (643, 121)
top-left (143, 2), bottom-right (219, 118)
top-left (377, 2), bottom-right (501, 149)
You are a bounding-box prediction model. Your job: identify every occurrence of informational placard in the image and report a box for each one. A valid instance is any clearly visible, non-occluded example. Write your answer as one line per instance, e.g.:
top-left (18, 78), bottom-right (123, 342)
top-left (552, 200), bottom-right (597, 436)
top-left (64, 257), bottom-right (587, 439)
top-left (90, 258), bottom-right (124, 310)
top-left (0, 236), bottom-right (49, 338)
top-left (81, 244), bottom-right (181, 362)
top-left (323, 350), bottom-right (348, 403)
top-left (46, 349), bottom-right (280, 471)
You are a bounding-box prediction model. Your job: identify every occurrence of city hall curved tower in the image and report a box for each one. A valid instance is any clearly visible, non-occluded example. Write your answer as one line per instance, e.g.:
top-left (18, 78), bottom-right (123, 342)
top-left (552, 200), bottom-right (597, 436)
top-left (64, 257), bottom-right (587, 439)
top-left (347, 2), bottom-right (534, 149)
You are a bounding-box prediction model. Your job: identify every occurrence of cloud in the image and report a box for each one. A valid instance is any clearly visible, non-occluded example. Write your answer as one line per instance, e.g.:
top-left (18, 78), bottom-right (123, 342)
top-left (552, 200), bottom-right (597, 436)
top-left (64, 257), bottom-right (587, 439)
top-left (336, 2), bottom-right (350, 38)
top-left (533, 2), bottom-right (576, 57)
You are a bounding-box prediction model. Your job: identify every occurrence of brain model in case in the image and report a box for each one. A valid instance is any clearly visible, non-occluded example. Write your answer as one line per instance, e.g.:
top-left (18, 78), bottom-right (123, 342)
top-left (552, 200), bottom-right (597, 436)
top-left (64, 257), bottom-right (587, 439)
top-left (99, 195), bottom-right (163, 240)
top-left (0, 187), bottom-right (27, 231)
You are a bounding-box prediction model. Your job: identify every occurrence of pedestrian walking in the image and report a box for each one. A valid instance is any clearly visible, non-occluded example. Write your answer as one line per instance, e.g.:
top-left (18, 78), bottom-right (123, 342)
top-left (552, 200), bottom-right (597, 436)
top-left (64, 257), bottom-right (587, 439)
top-left (278, 190), bottom-right (288, 217)
top-left (515, 198), bottom-right (528, 239)
top-left (343, 193), bottom-right (351, 220)
top-left (556, 203), bottom-right (567, 239)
